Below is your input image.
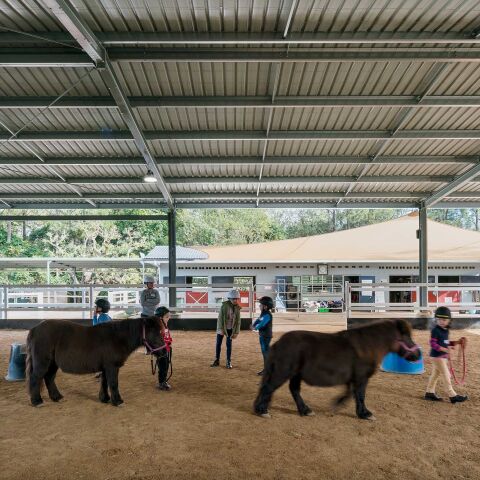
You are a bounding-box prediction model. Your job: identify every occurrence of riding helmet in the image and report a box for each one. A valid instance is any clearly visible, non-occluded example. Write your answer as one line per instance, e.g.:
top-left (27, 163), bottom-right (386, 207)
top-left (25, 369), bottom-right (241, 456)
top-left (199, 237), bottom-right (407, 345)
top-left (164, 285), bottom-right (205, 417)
top-left (154, 306), bottom-right (170, 318)
top-left (434, 306), bottom-right (452, 320)
top-left (95, 298), bottom-right (111, 313)
top-left (258, 296), bottom-right (274, 310)
top-left (227, 289), bottom-right (241, 300)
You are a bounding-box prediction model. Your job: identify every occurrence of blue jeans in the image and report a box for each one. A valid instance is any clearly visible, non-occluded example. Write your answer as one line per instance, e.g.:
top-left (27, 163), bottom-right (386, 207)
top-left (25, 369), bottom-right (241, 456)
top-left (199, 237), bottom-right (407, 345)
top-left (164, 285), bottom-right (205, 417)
top-left (215, 329), bottom-right (233, 362)
top-left (259, 336), bottom-right (272, 366)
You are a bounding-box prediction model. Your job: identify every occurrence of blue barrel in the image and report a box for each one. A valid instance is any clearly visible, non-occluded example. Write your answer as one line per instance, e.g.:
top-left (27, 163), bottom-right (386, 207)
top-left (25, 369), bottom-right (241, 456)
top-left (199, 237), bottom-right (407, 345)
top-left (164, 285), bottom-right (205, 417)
top-left (381, 350), bottom-right (425, 375)
top-left (5, 343), bottom-right (26, 381)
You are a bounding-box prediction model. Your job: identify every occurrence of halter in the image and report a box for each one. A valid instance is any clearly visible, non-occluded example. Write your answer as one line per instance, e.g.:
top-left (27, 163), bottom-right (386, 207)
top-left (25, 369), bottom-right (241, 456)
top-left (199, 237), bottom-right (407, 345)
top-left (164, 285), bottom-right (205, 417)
top-left (142, 324), bottom-right (167, 355)
top-left (396, 340), bottom-right (421, 359)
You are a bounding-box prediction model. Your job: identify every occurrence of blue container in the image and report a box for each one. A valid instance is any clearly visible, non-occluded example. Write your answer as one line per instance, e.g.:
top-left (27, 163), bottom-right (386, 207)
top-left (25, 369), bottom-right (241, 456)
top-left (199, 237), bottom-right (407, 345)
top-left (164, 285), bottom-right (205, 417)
top-left (381, 350), bottom-right (425, 375)
top-left (5, 343), bottom-right (26, 381)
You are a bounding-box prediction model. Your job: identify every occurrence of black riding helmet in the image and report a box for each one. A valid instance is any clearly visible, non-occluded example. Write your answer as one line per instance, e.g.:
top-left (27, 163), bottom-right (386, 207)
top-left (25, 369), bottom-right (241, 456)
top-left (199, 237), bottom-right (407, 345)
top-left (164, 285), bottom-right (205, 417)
top-left (434, 306), bottom-right (452, 320)
top-left (258, 296), bottom-right (274, 310)
top-left (154, 306), bottom-right (170, 318)
top-left (95, 298), bottom-right (111, 313)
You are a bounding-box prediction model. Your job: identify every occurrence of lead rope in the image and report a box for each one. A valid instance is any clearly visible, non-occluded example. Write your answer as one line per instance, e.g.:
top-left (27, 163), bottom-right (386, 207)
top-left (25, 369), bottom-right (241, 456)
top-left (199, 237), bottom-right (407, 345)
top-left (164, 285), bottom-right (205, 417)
top-left (150, 350), bottom-right (173, 381)
top-left (448, 337), bottom-right (467, 385)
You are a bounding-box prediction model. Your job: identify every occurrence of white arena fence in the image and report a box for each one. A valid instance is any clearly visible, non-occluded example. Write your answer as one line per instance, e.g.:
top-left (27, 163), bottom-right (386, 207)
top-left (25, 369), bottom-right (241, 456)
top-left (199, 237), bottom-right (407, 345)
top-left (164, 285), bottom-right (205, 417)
top-left (0, 283), bottom-right (255, 320)
top-left (345, 282), bottom-right (480, 316)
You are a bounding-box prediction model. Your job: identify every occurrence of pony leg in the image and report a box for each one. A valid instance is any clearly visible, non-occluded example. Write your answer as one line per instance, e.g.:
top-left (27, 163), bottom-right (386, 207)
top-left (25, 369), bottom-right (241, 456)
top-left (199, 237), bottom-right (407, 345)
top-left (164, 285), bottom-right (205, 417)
top-left (332, 383), bottom-right (352, 411)
top-left (104, 366), bottom-right (123, 406)
top-left (253, 372), bottom-right (287, 417)
top-left (44, 361), bottom-right (63, 402)
top-left (29, 371), bottom-right (45, 407)
top-left (289, 374), bottom-right (314, 416)
top-left (98, 370), bottom-right (110, 403)
top-left (353, 380), bottom-right (374, 420)
top-left (28, 354), bottom-right (49, 407)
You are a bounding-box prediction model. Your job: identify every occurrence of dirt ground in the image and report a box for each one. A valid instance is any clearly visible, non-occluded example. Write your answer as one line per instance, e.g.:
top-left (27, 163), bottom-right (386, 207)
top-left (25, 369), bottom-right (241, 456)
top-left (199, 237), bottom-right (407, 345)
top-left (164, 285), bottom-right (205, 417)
top-left (1, 328), bottom-right (480, 480)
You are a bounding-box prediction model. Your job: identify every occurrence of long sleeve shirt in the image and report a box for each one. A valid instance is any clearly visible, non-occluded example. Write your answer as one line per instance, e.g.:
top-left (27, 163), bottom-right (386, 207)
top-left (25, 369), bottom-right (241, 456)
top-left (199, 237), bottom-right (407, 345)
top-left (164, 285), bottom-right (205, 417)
top-left (253, 311), bottom-right (273, 338)
top-left (140, 288), bottom-right (161, 316)
top-left (92, 313), bottom-right (112, 326)
top-left (429, 325), bottom-right (449, 358)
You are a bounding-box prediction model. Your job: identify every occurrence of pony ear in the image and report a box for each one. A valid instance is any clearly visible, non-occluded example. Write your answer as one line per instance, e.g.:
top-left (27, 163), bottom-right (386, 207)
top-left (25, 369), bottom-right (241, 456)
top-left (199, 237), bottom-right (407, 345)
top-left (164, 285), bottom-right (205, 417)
top-left (395, 319), bottom-right (411, 335)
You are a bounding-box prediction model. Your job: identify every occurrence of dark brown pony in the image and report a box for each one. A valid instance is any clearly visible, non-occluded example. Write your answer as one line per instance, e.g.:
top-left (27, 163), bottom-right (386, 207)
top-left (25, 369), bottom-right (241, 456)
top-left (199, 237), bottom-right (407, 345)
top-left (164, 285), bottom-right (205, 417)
top-left (254, 319), bottom-right (421, 420)
top-left (26, 316), bottom-right (164, 407)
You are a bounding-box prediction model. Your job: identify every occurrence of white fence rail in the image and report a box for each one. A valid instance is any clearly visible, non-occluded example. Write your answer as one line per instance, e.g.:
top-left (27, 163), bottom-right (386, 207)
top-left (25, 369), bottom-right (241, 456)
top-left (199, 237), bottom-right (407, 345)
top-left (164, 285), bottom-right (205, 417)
top-left (0, 283), bottom-right (255, 320)
top-left (345, 282), bottom-right (480, 316)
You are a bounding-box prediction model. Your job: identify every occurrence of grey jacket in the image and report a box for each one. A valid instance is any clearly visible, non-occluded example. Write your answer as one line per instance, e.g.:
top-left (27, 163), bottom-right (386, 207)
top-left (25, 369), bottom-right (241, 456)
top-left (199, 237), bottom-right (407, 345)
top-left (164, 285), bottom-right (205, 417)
top-left (140, 288), bottom-right (161, 316)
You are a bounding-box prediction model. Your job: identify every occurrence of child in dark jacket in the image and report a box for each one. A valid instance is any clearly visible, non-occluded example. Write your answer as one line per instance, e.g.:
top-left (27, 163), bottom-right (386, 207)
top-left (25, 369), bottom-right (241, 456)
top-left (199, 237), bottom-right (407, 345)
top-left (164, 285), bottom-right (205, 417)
top-left (92, 298), bottom-right (112, 325)
top-left (154, 306), bottom-right (173, 391)
top-left (252, 296), bottom-right (274, 376)
top-left (425, 306), bottom-right (468, 404)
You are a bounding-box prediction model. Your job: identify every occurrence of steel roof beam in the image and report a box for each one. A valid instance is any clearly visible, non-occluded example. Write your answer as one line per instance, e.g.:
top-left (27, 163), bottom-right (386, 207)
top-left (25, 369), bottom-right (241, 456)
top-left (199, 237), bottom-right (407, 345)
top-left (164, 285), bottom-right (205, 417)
top-left (3, 200), bottom-right (478, 210)
top-left (43, 0), bottom-right (173, 208)
top-left (174, 202), bottom-right (418, 209)
top-left (3, 48), bottom-right (480, 67)
top-left (1, 95), bottom-right (480, 109)
top-left (1, 191), bottom-right (478, 202)
top-left (1, 31), bottom-right (479, 45)
top-left (0, 175), bottom-right (458, 185)
top-left (422, 161), bottom-right (480, 207)
top-left (0, 155), bottom-right (476, 166)
top-left (1, 130), bottom-right (480, 142)
top-left (165, 175), bottom-right (454, 184)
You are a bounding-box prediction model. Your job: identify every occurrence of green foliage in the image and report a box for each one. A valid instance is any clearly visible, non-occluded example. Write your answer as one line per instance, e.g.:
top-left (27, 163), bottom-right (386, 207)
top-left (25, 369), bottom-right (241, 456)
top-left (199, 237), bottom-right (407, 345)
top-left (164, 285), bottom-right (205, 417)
top-left (1, 207), bottom-right (480, 285)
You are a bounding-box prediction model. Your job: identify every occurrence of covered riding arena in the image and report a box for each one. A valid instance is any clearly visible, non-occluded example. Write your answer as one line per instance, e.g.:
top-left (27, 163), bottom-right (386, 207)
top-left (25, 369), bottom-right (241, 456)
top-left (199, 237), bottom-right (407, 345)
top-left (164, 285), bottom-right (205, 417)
top-left (1, 1), bottom-right (480, 479)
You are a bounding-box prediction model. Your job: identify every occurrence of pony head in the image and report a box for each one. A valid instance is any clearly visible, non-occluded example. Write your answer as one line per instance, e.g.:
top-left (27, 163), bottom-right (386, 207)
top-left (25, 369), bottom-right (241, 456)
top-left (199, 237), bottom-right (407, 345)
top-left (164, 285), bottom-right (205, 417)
top-left (393, 319), bottom-right (421, 362)
top-left (142, 316), bottom-right (165, 356)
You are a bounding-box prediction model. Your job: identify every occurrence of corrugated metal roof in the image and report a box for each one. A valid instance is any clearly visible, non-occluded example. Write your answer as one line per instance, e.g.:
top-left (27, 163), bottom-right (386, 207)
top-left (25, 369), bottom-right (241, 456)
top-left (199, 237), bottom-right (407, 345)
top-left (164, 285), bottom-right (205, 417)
top-left (0, 0), bottom-right (480, 210)
top-left (145, 245), bottom-right (208, 260)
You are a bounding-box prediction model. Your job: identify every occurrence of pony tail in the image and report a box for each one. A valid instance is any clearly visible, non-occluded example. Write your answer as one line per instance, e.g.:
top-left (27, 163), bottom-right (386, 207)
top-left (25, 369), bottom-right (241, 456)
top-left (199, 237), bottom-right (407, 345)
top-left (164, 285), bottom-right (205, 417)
top-left (262, 354), bottom-right (275, 385)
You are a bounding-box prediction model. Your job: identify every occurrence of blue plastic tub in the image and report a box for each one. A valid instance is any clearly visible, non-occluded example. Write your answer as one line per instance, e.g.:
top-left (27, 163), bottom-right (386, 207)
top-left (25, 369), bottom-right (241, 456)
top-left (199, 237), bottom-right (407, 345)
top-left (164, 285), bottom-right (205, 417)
top-left (380, 350), bottom-right (425, 375)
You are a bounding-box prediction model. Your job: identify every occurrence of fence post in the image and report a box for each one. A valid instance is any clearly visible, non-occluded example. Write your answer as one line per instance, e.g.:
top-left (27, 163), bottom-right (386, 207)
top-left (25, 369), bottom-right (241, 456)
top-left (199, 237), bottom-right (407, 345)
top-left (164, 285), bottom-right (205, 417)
top-left (344, 281), bottom-right (350, 316)
top-left (4, 286), bottom-right (8, 321)
top-left (89, 285), bottom-right (94, 317)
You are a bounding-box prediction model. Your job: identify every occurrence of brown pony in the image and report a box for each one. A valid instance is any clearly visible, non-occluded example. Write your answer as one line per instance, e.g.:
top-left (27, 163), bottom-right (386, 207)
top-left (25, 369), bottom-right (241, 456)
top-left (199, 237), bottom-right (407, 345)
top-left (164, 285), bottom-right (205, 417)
top-left (254, 319), bottom-right (421, 420)
top-left (26, 316), bottom-right (165, 407)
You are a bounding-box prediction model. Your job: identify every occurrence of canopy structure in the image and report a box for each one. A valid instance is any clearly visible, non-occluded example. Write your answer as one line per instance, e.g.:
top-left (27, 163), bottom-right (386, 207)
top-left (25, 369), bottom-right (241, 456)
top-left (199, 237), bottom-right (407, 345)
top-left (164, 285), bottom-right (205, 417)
top-left (0, 1), bottom-right (478, 211)
top-left (195, 212), bottom-right (480, 263)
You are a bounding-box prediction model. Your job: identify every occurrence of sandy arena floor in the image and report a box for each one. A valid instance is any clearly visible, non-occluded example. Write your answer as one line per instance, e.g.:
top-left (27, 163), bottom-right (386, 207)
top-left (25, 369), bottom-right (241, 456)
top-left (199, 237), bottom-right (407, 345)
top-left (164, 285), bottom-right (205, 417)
top-left (1, 328), bottom-right (480, 480)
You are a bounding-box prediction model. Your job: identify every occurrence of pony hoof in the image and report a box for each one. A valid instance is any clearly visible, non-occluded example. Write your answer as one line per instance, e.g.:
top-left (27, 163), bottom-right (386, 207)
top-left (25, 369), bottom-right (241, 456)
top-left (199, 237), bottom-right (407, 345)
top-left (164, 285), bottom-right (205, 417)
top-left (257, 411), bottom-right (271, 419)
top-left (51, 395), bottom-right (64, 402)
top-left (305, 410), bottom-right (315, 417)
top-left (359, 414), bottom-right (376, 421)
top-left (32, 402), bottom-right (44, 408)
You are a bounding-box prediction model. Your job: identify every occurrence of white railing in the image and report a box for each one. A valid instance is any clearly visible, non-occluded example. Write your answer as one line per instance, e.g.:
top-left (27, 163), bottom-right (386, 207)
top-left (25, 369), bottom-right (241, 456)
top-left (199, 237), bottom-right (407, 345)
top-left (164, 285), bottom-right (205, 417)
top-left (345, 282), bottom-right (480, 316)
top-left (0, 283), bottom-right (255, 320)
top-left (255, 282), bottom-right (344, 314)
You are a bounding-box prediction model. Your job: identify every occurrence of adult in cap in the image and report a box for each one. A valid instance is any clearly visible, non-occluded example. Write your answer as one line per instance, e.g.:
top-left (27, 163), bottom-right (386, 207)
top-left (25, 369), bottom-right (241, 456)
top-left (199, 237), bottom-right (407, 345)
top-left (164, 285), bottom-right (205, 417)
top-left (140, 275), bottom-right (161, 318)
top-left (210, 289), bottom-right (242, 369)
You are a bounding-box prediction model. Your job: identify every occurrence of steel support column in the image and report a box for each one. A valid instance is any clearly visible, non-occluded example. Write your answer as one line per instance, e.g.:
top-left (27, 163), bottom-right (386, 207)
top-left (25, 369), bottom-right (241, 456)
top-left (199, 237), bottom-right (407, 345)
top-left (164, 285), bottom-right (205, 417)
top-left (419, 203), bottom-right (429, 308)
top-left (168, 209), bottom-right (177, 309)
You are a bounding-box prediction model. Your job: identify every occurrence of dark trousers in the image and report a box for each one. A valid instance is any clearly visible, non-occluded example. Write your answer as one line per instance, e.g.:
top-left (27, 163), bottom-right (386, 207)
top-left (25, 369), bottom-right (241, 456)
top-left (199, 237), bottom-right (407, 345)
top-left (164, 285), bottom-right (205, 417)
top-left (259, 336), bottom-right (272, 367)
top-left (157, 349), bottom-right (171, 384)
top-left (215, 329), bottom-right (233, 362)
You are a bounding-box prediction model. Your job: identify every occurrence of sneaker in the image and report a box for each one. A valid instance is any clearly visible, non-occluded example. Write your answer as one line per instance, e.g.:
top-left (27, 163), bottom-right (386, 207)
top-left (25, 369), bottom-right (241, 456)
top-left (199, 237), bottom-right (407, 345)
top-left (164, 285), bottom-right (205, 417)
top-left (226, 361), bottom-right (233, 369)
top-left (157, 382), bottom-right (172, 391)
top-left (210, 359), bottom-right (220, 367)
top-left (424, 392), bottom-right (443, 402)
top-left (257, 369), bottom-right (264, 376)
top-left (450, 395), bottom-right (468, 404)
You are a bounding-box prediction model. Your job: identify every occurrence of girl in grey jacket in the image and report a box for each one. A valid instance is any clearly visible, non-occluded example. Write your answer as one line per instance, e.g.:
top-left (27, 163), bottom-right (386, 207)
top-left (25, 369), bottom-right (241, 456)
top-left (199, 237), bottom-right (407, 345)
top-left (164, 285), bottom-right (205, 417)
top-left (141, 275), bottom-right (161, 317)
